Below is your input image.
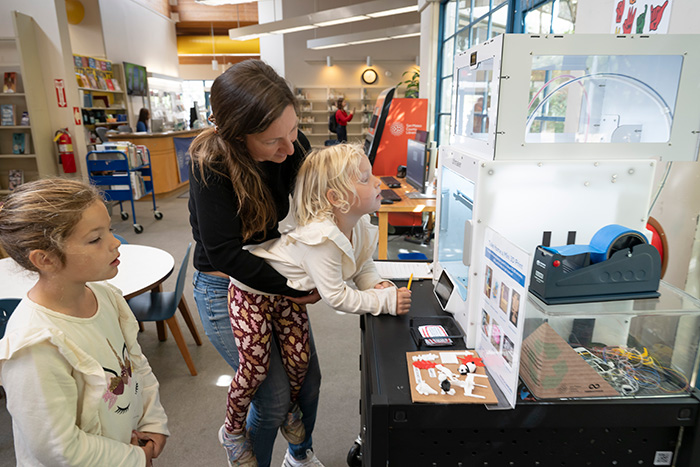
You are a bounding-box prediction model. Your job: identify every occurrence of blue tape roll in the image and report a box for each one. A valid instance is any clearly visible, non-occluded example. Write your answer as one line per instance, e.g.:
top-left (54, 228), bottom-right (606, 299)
top-left (543, 224), bottom-right (648, 263)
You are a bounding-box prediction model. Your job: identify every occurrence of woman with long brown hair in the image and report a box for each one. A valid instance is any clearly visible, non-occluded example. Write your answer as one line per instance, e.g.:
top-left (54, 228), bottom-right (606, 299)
top-left (188, 60), bottom-right (323, 467)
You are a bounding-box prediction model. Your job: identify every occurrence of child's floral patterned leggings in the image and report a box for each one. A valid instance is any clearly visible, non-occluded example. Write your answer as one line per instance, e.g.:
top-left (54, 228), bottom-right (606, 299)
top-left (224, 283), bottom-right (310, 434)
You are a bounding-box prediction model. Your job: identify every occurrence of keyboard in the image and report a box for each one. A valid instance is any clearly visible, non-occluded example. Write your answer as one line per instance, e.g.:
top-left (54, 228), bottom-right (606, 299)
top-left (380, 176), bottom-right (402, 188)
top-left (380, 189), bottom-right (402, 201)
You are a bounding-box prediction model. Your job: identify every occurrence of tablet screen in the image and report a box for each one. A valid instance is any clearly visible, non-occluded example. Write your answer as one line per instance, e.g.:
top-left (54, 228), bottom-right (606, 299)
top-left (434, 270), bottom-right (454, 310)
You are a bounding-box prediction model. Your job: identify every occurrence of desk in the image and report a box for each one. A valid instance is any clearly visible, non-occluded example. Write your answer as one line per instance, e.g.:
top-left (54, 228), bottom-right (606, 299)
top-left (108, 129), bottom-right (202, 195)
top-left (0, 244), bottom-right (174, 300)
top-left (359, 280), bottom-right (700, 466)
top-left (376, 181), bottom-right (436, 260)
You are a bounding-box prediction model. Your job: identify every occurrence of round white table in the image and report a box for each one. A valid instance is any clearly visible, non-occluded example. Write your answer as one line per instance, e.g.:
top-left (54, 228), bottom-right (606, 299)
top-left (0, 244), bottom-right (175, 300)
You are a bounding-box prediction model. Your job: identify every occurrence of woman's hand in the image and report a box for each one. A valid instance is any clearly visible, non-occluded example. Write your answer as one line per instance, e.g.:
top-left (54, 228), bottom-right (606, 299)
top-left (374, 281), bottom-right (393, 289)
top-left (286, 289), bottom-right (321, 305)
top-left (395, 287), bottom-right (412, 315)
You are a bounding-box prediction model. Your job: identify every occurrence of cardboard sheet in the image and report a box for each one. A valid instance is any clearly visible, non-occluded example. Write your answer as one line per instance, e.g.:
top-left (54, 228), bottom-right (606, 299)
top-left (406, 350), bottom-right (499, 404)
top-left (519, 322), bottom-right (619, 399)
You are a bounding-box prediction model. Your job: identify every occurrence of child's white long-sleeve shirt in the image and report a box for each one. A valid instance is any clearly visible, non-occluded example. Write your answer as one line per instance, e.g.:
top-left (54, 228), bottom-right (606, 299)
top-left (0, 282), bottom-right (169, 466)
top-left (236, 215), bottom-right (397, 316)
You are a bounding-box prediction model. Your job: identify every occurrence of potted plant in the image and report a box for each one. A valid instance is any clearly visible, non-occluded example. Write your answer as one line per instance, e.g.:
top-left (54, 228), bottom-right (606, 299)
top-left (397, 67), bottom-right (420, 98)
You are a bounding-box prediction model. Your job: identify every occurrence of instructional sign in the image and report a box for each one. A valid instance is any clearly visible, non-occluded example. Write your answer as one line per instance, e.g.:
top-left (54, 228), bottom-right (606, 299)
top-left (475, 227), bottom-right (530, 409)
top-left (611, 0), bottom-right (672, 34)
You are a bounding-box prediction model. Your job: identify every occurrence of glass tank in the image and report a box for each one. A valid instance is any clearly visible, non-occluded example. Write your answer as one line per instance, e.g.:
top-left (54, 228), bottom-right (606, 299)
top-left (526, 54), bottom-right (682, 144)
top-left (436, 165), bottom-right (475, 301)
top-left (522, 281), bottom-right (700, 400)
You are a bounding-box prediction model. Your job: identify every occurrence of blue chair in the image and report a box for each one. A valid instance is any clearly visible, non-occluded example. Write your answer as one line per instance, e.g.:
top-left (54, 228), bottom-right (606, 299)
top-left (0, 298), bottom-right (21, 339)
top-left (0, 298), bottom-right (21, 400)
top-left (127, 243), bottom-right (201, 375)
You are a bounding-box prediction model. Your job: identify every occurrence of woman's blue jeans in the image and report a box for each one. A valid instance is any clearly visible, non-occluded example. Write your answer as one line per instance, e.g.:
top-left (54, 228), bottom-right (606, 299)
top-left (192, 271), bottom-right (321, 466)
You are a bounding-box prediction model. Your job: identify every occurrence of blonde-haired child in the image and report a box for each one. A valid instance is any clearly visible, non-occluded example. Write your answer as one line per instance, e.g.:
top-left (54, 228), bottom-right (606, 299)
top-left (0, 178), bottom-right (168, 466)
top-left (219, 143), bottom-right (410, 466)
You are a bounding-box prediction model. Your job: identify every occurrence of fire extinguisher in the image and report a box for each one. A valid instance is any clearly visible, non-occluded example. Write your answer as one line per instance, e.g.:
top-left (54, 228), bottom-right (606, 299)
top-left (54, 128), bottom-right (77, 173)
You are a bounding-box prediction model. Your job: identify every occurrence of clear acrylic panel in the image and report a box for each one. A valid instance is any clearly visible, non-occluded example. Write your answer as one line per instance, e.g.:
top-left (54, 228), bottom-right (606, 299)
top-left (438, 166), bottom-right (475, 299)
top-left (524, 281), bottom-right (700, 399)
top-left (526, 54), bottom-right (683, 144)
top-left (454, 58), bottom-right (493, 140)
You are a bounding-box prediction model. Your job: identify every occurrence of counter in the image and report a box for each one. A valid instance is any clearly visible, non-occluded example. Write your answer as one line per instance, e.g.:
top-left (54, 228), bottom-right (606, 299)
top-left (108, 128), bottom-right (202, 195)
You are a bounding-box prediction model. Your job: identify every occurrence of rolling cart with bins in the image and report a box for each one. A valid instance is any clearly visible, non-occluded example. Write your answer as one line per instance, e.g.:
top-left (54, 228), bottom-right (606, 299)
top-left (86, 147), bottom-right (163, 233)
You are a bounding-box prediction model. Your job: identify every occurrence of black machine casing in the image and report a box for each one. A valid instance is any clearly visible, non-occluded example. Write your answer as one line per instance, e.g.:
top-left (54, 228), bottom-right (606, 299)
top-left (529, 243), bottom-right (661, 305)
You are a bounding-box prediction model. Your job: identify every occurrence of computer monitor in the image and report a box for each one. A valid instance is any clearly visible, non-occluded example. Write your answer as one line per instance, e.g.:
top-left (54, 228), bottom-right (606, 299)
top-left (405, 139), bottom-right (428, 194)
top-left (363, 87), bottom-right (395, 165)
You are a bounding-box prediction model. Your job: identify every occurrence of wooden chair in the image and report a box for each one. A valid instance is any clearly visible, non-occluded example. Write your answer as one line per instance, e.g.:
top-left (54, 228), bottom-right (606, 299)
top-left (127, 243), bottom-right (201, 375)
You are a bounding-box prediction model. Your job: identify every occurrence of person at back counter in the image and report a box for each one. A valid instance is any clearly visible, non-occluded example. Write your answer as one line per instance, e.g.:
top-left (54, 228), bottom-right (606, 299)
top-left (334, 98), bottom-right (354, 143)
top-left (136, 108), bottom-right (150, 133)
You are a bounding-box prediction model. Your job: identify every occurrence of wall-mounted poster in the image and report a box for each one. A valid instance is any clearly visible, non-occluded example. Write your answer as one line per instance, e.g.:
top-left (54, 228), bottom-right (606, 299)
top-left (611, 0), bottom-right (672, 34)
top-left (123, 62), bottom-right (147, 96)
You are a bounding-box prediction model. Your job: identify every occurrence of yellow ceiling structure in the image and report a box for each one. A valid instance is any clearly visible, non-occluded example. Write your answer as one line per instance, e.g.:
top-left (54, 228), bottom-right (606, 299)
top-left (177, 35), bottom-right (259, 55)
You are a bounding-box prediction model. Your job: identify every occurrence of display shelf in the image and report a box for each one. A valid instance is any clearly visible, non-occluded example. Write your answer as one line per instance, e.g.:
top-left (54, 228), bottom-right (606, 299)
top-left (74, 58), bottom-right (128, 145)
top-left (78, 87), bottom-right (123, 94)
top-left (295, 85), bottom-right (380, 147)
top-left (0, 14), bottom-right (57, 195)
top-left (0, 154), bottom-right (35, 158)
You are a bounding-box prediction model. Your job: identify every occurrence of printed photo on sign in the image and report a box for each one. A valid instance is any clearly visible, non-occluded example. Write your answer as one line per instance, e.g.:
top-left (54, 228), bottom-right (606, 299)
top-left (502, 334), bottom-right (514, 367)
top-left (484, 265), bottom-right (493, 298)
top-left (490, 322), bottom-right (502, 350)
top-left (481, 309), bottom-right (490, 336)
top-left (509, 290), bottom-right (521, 327)
top-left (499, 282), bottom-right (510, 313)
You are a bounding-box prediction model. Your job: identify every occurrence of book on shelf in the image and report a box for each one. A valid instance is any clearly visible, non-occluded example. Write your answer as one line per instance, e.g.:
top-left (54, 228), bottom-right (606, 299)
top-left (83, 92), bottom-right (93, 108)
top-left (111, 79), bottom-right (122, 92)
top-left (105, 78), bottom-right (115, 91)
top-left (20, 111), bottom-right (29, 126)
top-left (1, 104), bottom-right (16, 126)
top-left (98, 76), bottom-right (108, 90)
top-left (3, 72), bottom-right (17, 93)
top-left (12, 133), bottom-right (26, 154)
top-left (8, 169), bottom-right (24, 191)
top-left (87, 74), bottom-right (99, 90)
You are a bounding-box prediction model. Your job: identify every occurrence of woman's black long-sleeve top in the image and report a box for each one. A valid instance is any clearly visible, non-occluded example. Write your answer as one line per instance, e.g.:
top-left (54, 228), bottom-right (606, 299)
top-left (188, 131), bottom-right (310, 297)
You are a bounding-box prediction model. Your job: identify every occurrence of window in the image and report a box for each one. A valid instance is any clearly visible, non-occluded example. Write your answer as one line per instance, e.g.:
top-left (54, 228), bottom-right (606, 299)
top-left (435, 0), bottom-right (578, 147)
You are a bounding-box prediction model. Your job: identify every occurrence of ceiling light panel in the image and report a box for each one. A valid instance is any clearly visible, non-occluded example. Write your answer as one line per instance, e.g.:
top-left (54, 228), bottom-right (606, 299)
top-left (307, 23), bottom-right (420, 50)
top-left (229, 0), bottom-right (417, 40)
top-left (366, 5), bottom-right (419, 18)
top-left (314, 16), bottom-right (369, 27)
